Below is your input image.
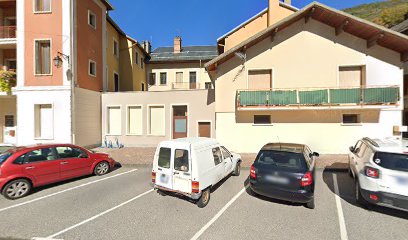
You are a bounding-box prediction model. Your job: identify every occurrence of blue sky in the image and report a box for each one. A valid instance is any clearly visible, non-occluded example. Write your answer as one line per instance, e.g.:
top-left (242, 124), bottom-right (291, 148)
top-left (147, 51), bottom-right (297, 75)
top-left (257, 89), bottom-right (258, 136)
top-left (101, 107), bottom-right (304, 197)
top-left (109, 0), bottom-right (383, 49)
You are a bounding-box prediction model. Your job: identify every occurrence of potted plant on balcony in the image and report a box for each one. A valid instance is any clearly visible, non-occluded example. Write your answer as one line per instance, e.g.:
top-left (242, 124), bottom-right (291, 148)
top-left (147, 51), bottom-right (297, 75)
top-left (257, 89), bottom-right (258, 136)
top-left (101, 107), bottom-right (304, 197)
top-left (0, 70), bottom-right (16, 94)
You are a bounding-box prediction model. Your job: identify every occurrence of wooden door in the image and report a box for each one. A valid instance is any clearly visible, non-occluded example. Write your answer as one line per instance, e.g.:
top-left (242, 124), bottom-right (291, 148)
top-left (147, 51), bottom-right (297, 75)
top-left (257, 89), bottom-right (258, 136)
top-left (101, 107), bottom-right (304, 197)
top-left (198, 122), bottom-right (211, 138)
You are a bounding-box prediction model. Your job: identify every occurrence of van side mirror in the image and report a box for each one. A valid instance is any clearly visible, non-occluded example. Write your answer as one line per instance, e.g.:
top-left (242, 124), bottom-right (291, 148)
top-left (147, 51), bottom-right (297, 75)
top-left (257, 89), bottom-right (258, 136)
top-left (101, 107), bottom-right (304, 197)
top-left (309, 152), bottom-right (319, 158)
top-left (349, 146), bottom-right (355, 153)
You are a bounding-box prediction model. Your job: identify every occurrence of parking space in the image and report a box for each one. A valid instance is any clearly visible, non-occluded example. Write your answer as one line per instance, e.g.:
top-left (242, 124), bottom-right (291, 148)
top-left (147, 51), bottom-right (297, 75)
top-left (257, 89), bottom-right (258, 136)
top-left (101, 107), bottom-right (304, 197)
top-left (0, 167), bottom-right (407, 240)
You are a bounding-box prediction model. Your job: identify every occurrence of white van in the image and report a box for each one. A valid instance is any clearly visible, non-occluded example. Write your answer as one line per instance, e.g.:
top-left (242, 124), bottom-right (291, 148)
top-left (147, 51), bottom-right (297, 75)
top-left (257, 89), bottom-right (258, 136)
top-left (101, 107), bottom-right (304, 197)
top-left (152, 138), bottom-right (242, 208)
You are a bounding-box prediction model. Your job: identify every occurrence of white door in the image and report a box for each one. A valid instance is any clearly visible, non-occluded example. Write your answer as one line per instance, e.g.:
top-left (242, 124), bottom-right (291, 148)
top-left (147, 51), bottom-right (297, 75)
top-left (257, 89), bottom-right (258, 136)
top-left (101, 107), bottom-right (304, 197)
top-left (155, 146), bottom-right (173, 189)
top-left (221, 146), bottom-right (233, 176)
top-left (172, 149), bottom-right (192, 194)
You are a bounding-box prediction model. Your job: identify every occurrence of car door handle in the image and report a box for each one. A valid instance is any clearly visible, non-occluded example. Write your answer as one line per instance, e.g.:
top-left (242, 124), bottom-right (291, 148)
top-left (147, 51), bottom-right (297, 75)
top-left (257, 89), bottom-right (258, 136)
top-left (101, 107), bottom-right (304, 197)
top-left (60, 162), bottom-right (69, 165)
top-left (25, 166), bottom-right (35, 170)
top-left (174, 172), bottom-right (180, 175)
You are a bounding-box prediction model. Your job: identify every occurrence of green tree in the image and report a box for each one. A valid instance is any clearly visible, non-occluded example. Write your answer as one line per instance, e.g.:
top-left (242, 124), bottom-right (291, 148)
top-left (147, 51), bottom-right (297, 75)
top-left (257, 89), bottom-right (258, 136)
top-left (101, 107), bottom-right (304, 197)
top-left (0, 70), bottom-right (16, 94)
top-left (374, 5), bottom-right (408, 27)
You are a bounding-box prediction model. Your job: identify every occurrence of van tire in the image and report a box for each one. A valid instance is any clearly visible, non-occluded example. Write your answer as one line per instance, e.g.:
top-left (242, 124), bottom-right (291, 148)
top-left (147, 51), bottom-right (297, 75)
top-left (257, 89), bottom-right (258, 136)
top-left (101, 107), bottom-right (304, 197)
top-left (197, 188), bottom-right (211, 208)
top-left (233, 161), bottom-right (241, 176)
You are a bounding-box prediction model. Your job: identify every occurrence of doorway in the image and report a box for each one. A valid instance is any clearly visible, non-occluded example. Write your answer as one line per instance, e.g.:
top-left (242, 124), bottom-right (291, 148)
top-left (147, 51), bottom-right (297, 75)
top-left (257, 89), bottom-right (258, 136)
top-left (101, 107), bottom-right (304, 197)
top-left (172, 105), bottom-right (188, 139)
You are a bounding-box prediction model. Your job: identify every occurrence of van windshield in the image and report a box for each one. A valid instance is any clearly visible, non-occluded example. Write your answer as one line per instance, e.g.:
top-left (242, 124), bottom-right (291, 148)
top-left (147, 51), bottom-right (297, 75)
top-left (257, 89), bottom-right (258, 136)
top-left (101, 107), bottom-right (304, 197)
top-left (158, 148), bottom-right (171, 168)
top-left (255, 150), bottom-right (307, 171)
top-left (373, 152), bottom-right (408, 172)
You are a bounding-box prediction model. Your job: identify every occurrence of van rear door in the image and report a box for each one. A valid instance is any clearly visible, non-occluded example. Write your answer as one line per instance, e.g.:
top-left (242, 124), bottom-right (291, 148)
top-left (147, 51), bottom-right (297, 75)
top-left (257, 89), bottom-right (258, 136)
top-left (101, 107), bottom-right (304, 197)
top-left (155, 147), bottom-right (173, 190)
top-left (172, 149), bottom-right (192, 194)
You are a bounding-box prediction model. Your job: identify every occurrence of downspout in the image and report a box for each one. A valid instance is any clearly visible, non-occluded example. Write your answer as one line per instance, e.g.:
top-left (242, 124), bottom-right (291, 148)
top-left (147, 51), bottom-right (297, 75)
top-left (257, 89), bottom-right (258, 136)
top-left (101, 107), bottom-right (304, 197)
top-left (70, 0), bottom-right (76, 144)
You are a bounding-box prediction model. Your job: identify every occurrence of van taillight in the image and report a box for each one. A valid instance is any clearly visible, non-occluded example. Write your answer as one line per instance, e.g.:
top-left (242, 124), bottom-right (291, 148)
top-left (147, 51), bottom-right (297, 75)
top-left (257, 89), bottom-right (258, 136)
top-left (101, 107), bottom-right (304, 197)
top-left (301, 172), bottom-right (313, 187)
top-left (152, 172), bottom-right (156, 183)
top-left (365, 167), bottom-right (379, 178)
top-left (250, 165), bottom-right (256, 179)
top-left (192, 181), bottom-right (200, 193)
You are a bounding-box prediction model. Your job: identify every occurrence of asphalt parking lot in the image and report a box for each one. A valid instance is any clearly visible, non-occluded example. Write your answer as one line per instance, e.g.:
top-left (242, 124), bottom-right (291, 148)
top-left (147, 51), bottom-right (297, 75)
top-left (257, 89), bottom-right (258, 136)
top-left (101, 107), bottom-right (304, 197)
top-left (0, 166), bottom-right (407, 240)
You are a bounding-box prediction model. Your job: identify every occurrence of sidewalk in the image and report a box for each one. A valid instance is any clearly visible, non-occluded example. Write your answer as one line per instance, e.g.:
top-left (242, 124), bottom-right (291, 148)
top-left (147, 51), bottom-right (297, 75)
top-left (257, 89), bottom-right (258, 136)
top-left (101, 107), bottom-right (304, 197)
top-left (94, 147), bottom-right (349, 169)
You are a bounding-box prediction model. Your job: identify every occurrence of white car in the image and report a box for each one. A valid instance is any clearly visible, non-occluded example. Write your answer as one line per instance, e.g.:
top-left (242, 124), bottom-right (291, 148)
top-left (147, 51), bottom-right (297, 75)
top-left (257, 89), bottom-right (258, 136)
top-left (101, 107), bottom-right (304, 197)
top-left (152, 138), bottom-right (242, 208)
top-left (348, 137), bottom-right (408, 211)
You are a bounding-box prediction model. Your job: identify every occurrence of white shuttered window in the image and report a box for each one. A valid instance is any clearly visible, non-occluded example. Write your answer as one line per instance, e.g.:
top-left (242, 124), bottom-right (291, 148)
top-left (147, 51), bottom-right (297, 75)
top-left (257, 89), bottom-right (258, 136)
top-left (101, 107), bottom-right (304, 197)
top-left (149, 106), bottom-right (165, 136)
top-left (127, 106), bottom-right (142, 135)
top-left (107, 106), bottom-right (121, 135)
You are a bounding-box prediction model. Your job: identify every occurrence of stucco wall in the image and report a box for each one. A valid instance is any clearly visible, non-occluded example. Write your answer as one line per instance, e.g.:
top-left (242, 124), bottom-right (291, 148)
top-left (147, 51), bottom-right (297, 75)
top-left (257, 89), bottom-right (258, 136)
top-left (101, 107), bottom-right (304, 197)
top-left (106, 21), bottom-right (120, 92)
top-left (213, 18), bottom-right (403, 154)
top-left (74, 87), bottom-right (101, 147)
top-left (147, 62), bottom-right (212, 91)
top-left (101, 90), bottom-right (215, 147)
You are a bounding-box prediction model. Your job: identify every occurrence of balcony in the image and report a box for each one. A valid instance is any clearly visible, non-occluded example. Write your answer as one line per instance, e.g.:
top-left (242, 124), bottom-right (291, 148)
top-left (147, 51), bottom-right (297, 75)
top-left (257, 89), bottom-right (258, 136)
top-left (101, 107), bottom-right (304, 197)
top-left (237, 86), bottom-right (400, 110)
top-left (172, 82), bottom-right (200, 90)
top-left (0, 26), bottom-right (16, 39)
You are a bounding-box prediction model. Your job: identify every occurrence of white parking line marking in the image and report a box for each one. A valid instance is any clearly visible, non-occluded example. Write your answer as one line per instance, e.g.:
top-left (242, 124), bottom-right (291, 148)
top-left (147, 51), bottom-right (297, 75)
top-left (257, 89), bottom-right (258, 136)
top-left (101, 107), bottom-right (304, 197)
top-left (45, 189), bottom-right (154, 239)
top-left (0, 169), bottom-right (138, 213)
top-left (333, 174), bottom-right (349, 240)
top-left (191, 188), bottom-right (245, 240)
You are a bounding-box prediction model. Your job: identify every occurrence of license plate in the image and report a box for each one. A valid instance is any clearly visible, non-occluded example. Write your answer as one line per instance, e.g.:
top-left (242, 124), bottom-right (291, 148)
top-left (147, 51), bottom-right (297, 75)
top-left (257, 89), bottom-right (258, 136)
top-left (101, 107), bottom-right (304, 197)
top-left (160, 174), bottom-right (169, 184)
top-left (395, 176), bottom-right (408, 186)
top-left (265, 175), bottom-right (289, 185)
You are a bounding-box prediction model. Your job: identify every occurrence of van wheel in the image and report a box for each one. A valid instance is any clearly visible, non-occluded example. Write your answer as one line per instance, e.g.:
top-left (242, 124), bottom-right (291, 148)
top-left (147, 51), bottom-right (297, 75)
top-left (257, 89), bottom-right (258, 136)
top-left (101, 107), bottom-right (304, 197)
top-left (355, 180), bottom-right (369, 208)
top-left (2, 179), bottom-right (32, 200)
top-left (233, 161), bottom-right (241, 176)
top-left (197, 188), bottom-right (211, 208)
top-left (305, 198), bottom-right (315, 209)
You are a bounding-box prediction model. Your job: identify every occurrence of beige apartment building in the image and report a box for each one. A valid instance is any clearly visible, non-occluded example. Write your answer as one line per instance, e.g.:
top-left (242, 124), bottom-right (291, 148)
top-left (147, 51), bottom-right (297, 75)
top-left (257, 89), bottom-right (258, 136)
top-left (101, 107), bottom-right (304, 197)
top-left (206, 1), bottom-right (408, 154)
top-left (147, 37), bottom-right (216, 91)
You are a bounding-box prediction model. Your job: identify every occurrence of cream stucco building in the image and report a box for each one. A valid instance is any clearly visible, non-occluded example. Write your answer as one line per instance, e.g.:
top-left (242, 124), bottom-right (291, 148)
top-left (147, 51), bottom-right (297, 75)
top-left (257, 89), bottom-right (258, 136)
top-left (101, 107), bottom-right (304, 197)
top-left (206, 2), bottom-right (408, 154)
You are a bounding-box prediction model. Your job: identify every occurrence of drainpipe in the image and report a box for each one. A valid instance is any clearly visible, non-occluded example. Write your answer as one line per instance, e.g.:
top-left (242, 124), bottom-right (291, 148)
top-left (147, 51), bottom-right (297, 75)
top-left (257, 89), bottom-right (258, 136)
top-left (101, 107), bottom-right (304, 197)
top-left (70, 0), bottom-right (75, 144)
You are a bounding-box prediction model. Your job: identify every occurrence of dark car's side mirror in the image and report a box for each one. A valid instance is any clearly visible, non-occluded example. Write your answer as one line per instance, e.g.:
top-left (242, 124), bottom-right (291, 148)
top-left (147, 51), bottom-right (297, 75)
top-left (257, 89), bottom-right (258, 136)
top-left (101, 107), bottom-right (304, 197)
top-left (349, 146), bottom-right (355, 153)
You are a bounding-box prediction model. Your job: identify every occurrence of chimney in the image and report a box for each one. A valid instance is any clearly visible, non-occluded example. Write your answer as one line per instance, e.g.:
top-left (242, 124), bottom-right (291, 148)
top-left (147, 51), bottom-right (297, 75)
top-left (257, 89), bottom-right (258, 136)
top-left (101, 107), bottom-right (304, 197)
top-left (174, 36), bottom-right (182, 53)
top-left (142, 41), bottom-right (151, 54)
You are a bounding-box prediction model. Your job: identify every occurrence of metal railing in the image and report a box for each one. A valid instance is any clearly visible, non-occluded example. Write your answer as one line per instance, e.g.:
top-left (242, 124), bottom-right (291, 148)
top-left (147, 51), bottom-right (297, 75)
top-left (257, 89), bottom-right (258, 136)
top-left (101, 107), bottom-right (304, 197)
top-left (172, 82), bottom-right (200, 90)
top-left (0, 26), bottom-right (16, 39)
top-left (237, 86), bottom-right (400, 108)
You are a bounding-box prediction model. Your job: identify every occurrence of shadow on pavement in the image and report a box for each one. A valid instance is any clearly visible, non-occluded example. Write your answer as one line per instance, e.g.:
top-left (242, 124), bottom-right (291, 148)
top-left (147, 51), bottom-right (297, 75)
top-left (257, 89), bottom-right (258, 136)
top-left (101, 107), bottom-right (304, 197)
top-left (322, 163), bottom-right (408, 220)
top-left (242, 177), bottom-right (303, 207)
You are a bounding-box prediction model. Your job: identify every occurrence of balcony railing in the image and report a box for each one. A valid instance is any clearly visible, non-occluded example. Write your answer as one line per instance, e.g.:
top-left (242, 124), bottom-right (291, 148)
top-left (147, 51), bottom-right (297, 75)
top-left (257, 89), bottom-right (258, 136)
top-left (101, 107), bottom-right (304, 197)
top-left (172, 82), bottom-right (200, 90)
top-left (0, 26), bottom-right (16, 39)
top-left (237, 86), bottom-right (400, 109)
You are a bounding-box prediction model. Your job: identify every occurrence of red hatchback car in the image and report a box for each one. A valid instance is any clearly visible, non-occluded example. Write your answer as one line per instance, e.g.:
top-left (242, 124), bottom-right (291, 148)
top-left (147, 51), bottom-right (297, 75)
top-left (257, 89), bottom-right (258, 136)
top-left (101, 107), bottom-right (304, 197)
top-left (0, 144), bottom-right (116, 200)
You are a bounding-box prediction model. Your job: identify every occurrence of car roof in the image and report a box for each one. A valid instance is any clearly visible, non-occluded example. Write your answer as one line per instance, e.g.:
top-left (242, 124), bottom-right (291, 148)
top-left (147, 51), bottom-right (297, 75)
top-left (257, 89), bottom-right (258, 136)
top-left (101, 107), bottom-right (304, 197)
top-left (7, 144), bottom-right (82, 153)
top-left (362, 137), bottom-right (408, 154)
top-left (160, 137), bottom-right (219, 149)
top-left (260, 143), bottom-right (306, 153)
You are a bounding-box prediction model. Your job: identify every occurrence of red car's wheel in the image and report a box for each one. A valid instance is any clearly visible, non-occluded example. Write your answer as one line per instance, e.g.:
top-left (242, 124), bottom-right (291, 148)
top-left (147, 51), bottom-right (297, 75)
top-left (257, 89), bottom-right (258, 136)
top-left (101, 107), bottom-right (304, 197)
top-left (94, 161), bottom-right (110, 176)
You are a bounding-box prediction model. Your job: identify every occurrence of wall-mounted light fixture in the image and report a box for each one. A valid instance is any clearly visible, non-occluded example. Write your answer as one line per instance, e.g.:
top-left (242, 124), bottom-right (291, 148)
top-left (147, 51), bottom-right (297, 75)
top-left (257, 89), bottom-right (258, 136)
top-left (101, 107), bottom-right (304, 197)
top-left (53, 52), bottom-right (70, 68)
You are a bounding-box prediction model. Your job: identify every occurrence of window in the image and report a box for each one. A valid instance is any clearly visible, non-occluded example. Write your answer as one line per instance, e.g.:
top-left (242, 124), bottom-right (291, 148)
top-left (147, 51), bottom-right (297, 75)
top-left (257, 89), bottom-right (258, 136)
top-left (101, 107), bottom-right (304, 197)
top-left (357, 143), bottom-right (368, 158)
top-left (141, 83), bottom-right (145, 91)
top-left (89, 60), bottom-right (96, 77)
top-left (26, 148), bottom-right (56, 163)
top-left (342, 114), bottom-right (361, 124)
top-left (107, 106), bottom-right (121, 135)
top-left (339, 66), bottom-right (365, 87)
top-left (113, 39), bottom-right (119, 58)
top-left (56, 147), bottom-right (87, 159)
top-left (34, 0), bottom-right (51, 13)
top-left (160, 73), bottom-right (167, 85)
top-left (176, 72), bottom-right (183, 83)
top-left (35, 40), bottom-right (51, 75)
top-left (5, 115), bottom-right (14, 127)
top-left (205, 82), bottom-right (213, 89)
top-left (148, 106), bottom-right (165, 136)
top-left (158, 147), bottom-right (171, 168)
top-left (189, 72), bottom-right (196, 84)
top-left (149, 73), bottom-right (156, 85)
top-left (127, 106), bottom-right (142, 135)
top-left (88, 10), bottom-right (96, 29)
top-left (141, 58), bottom-right (144, 69)
top-left (174, 149), bottom-right (189, 172)
top-left (248, 70), bottom-right (272, 90)
top-left (135, 52), bottom-right (139, 65)
top-left (114, 73), bottom-right (119, 92)
top-left (254, 115), bottom-right (271, 125)
top-left (221, 147), bottom-right (231, 160)
top-left (212, 147), bottom-right (223, 165)
top-left (34, 104), bottom-right (53, 139)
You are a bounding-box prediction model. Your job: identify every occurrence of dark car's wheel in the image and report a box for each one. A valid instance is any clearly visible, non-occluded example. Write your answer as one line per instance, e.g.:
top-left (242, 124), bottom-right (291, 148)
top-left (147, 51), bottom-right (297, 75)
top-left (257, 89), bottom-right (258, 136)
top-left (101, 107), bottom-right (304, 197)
top-left (233, 161), bottom-right (241, 176)
top-left (94, 161), bottom-right (110, 176)
top-left (2, 179), bottom-right (32, 200)
top-left (197, 188), bottom-right (211, 208)
top-left (355, 180), bottom-right (369, 207)
top-left (305, 198), bottom-right (315, 209)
